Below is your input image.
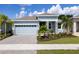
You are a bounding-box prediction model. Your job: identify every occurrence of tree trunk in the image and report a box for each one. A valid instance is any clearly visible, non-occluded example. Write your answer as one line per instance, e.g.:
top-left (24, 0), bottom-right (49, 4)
top-left (67, 26), bottom-right (70, 34)
top-left (4, 23), bottom-right (6, 37)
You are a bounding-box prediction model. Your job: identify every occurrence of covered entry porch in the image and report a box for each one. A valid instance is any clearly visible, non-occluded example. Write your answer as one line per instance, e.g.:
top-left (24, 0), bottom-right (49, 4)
top-left (39, 21), bottom-right (63, 33)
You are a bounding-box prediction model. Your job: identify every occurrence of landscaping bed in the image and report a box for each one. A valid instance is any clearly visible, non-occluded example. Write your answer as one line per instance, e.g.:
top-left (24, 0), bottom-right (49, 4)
top-left (38, 37), bottom-right (79, 44)
top-left (37, 50), bottom-right (79, 54)
top-left (38, 33), bottom-right (79, 44)
top-left (0, 33), bottom-right (13, 40)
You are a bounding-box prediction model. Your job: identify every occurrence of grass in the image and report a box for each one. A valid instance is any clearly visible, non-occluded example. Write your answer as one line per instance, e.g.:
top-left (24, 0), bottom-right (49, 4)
top-left (37, 50), bottom-right (79, 54)
top-left (38, 37), bottom-right (79, 44)
top-left (0, 33), bottom-right (13, 40)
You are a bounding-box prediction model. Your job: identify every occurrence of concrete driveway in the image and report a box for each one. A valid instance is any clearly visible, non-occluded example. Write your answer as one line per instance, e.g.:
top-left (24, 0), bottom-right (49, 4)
top-left (0, 35), bottom-right (37, 44)
top-left (0, 35), bottom-right (37, 54)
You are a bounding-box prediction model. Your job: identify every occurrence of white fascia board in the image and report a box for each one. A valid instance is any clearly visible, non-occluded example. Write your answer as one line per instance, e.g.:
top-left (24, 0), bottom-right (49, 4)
top-left (36, 15), bottom-right (59, 17)
top-left (38, 19), bottom-right (58, 21)
top-left (58, 20), bottom-right (62, 22)
top-left (14, 22), bottom-right (39, 25)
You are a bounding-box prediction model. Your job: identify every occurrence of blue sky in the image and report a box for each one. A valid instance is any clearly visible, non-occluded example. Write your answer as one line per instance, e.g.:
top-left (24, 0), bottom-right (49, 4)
top-left (0, 4), bottom-right (79, 19)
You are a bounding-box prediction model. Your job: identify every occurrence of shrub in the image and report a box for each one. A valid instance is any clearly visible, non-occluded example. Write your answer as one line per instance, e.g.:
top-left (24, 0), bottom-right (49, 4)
top-left (38, 25), bottom-right (47, 33)
top-left (38, 32), bottom-right (75, 41)
top-left (48, 29), bottom-right (53, 33)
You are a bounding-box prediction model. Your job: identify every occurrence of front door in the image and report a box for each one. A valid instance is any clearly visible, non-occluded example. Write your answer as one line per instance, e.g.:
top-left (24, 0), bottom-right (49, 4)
top-left (49, 22), bottom-right (55, 32)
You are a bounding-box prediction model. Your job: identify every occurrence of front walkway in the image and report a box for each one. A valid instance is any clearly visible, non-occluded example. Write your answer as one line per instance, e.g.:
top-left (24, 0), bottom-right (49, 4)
top-left (73, 32), bottom-right (79, 36)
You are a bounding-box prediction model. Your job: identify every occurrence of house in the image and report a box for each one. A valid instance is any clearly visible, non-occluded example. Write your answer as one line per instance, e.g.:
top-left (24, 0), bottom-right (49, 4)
top-left (72, 16), bottom-right (79, 36)
top-left (1, 21), bottom-right (13, 34)
top-left (13, 13), bottom-right (79, 36)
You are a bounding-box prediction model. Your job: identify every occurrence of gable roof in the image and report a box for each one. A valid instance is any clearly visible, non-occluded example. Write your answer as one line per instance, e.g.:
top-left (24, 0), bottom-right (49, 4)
top-left (16, 13), bottom-right (58, 20)
top-left (16, 16), bottom-right (37, 20)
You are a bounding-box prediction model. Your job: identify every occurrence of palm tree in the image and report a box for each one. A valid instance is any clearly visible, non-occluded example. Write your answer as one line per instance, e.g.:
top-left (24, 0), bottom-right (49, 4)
top-left (0, 14), bottom-right (14, 38)
top-left (0, 19), bottom-right (3, 34)
top-left (7, 19), bottom-right (14, 35)
top-left (3, 15), bottom-right (8, 37)
top-left (58, 15), bottom-right (73, 34)
top-left (0, 14), bottom-right (8, 37)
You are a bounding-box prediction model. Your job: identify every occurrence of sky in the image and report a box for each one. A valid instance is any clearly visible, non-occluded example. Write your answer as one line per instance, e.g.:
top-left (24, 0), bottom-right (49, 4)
top-left (0, 4), bottom-right (79, 19)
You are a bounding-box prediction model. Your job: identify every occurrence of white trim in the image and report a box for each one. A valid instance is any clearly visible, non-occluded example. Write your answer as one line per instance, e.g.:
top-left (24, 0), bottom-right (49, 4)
top-left (37, 15), bottom-right (59, 16)
top-left (73, 21), bottom-right (77, 33)
top-left (46, 21), bottom-right (49, 29)
top-left (38, 19), bottom-right (59, 22)
top-left (55, 21), bottom-right (58, 34)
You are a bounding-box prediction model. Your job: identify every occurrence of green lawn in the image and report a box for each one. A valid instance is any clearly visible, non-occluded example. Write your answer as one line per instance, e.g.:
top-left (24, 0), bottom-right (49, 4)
top-left (37, 50), bottom-right (79, 54)
top-left (38, 37), bottom-right (79, 44)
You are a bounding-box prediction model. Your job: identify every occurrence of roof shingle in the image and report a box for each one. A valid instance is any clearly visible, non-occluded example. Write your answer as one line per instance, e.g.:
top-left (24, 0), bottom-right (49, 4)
top-left (16, 16), bottom-right (37, 20)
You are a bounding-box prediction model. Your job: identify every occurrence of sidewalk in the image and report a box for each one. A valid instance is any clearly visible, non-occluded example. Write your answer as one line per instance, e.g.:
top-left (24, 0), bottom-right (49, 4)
top-left (0, 44), bottom-right (79, 50)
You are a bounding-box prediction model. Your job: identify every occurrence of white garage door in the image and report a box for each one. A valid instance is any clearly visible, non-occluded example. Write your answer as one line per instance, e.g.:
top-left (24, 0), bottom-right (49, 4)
top-left (15, 25), bottom-right (38, 36)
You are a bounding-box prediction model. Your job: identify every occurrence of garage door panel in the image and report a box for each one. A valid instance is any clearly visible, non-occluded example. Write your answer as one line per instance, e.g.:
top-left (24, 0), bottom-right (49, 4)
top-left (15, 26), bottom-right (38, 35)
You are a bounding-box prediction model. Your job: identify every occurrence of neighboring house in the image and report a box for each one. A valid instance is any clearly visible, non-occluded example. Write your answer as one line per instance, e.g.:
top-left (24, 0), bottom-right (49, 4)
top-left (13, 13), bottom-right (79, 36)
top-left (1, 21), bottom-right (13, 34)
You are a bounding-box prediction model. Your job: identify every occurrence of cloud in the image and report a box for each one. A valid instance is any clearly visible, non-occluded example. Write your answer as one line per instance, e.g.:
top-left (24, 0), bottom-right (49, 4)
top-left (17, 4), bottom-right (79, 17)
top-left (28, 4), bottom-right (63, 16)
top-left (28, 12), bottom-right (33, 16)
top-left (32, 11), bottom-right (38, 15)
top-left (62, 6), bottom-right (79, 16)
top-left (16, 7), bottom-right (27, 18)
top-left (47, 4), bottom-right (79, 16)
top-left (28, 11), bottom-right (38, 16)
top-left (19, 7), bottom-right (25, 18)
top-left (28, 8), bottom-right (46, 16)
top-left (47, 4), bottom-right (63, 15)
top-left (16, 13), bottom-right (18, 18)
top-left (41, 8), bottom-right (45, 13)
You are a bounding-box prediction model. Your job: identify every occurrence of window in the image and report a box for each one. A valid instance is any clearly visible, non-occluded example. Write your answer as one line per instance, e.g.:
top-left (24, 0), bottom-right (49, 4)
top-left (58, 23), bottom-right (61, 29)
top-left (15, 25), bottom-right (36, 27)
top-left (40, 22), bottom-right (46, 26)
top-left (36, 17), bottom-right (38, 19)
top-left (49, 22), bottom-right (51, 29)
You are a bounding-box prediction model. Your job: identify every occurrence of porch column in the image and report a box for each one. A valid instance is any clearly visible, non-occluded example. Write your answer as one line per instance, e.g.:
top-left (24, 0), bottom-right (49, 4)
top-left (61, 24), bottom-right (63, 32)
top-left (55, 21), bottom-right (58, 34)
top-left (12, 25), bottom-right (15, 35)
top-left (46, 21), bottom-right (49, 29)
top-left (73, 21), bottom-right (76, 33)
